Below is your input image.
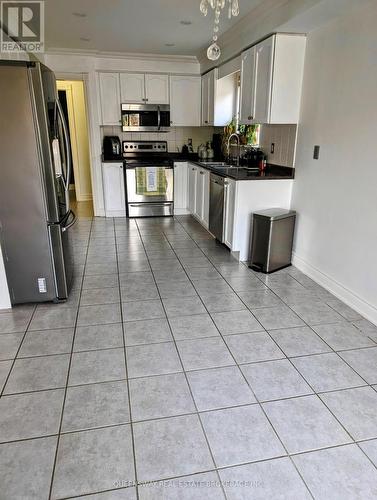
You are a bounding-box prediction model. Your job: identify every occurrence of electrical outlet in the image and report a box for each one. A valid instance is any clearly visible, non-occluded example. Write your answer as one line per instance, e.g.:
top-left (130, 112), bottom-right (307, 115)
top-left (313, 145), bottom-right (320, 160)
top-left (270, 143), bottom-right (275, 154)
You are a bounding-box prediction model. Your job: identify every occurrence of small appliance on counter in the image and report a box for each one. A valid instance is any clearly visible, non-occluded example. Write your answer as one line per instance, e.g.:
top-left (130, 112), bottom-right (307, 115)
top-left (103, 136), bottom-right (121, 160)
top-left (244, 148), bottom-right (265, 169)
top-left (206, 141), bottom-right (214, 160)
top-left (212, 133), bottom-right (223, 159)
top-left (198, 144), bottom-right (207, 160)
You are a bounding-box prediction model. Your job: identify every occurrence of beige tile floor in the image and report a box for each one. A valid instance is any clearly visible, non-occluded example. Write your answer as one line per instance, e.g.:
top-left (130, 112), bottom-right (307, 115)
top-left (0, 215), bottom-right (377, 499)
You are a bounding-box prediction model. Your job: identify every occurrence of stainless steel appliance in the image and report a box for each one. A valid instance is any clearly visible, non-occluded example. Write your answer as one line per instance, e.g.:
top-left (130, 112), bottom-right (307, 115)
top-left (209, 173), bottom-right (226, 241)
top-left (0, 61), bottom-right (75, 304)
top-left (103, 135), bottom-right (121, 160)
top-left (121, 104), bottom-right (170, 132)
top-left (249, 209), bottom-right (296, 273)
top-left (123, 141), bottom-right (174, 217)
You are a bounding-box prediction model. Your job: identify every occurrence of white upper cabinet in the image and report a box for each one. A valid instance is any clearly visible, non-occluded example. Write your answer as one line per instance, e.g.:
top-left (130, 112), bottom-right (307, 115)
top-left (120, 73), bottom-right (169, 104)
top-left (254, 36), bottom-right (274, 124)
top-left (145, 74), bottom-right (169, 104)
top-left (239, 46), bottom-right (256, 124)
top-left (202, 69), bottom-right (236, 127)
top-left (201, 69), bottom-right (216, 126)
top-left (170, 76), bottom-right (201, 127)
top-left (120, 73), bottom-right (145, 103)
top-left (99, 73), bottom-right (121, 126)
top-left (239, 34), bottom-right (306, 124)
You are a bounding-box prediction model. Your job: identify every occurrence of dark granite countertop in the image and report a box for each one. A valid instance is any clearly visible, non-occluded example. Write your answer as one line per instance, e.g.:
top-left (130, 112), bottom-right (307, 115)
top-left (189, 161), bottom-right (295, 181)
top-left (102, 154), bottom-right (294, 181)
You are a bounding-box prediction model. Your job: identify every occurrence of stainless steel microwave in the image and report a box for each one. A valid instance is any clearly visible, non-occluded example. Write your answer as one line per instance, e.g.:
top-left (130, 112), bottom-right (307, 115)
top-left (121, 104), bottom-right (170, 132)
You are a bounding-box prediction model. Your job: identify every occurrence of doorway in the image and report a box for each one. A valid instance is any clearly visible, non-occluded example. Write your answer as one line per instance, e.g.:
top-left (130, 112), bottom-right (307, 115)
top-left (56, 80), bottom-right (93, 218)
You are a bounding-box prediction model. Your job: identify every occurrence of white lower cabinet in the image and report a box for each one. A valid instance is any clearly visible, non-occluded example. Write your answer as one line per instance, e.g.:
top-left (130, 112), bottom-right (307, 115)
top-left (187, 163), bottom-right (210, 228)
top-left (223, 178), bottom-right (236, 248)
top-left (196, 167), bottom-right (210, 228)
top-left (102, 162), bottom-right (126, 217)
top-left (188, 164), bottom-right (198, 214)
top-left (173, 162), bottom-right (189, 215)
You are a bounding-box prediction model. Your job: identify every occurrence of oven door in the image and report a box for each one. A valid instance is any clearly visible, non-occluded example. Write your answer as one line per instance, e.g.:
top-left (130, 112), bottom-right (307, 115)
top-left (126, 166), bottom-right (173, 203)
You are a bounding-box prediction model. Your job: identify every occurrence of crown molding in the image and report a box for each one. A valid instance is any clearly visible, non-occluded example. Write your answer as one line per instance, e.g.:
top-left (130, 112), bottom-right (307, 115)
top-left (44, 47), bottom-right (199, 64)
top-left (197, 0), bottom-right (318, 69)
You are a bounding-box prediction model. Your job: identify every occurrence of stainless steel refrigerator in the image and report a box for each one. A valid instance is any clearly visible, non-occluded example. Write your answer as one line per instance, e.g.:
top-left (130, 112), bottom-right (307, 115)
top-left (0, 61), bottom-right (76, 304)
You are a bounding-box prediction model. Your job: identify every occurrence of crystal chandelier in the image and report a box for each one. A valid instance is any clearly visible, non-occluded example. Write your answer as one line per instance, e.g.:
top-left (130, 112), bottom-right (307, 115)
top-left (200, 0), bottom-right (240, 61)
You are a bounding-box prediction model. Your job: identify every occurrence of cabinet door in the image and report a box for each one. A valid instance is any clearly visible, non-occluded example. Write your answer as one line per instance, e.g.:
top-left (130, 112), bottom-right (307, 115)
top-left (201, 74), bottom-right (209, 125)
top-left (188, 164), bottom-right (198, 214)
top-left (120, 73), bottom-right (145, 103)
top-left (173, 162), bottom-right (188, 213)
top-left (170, 76), bottom-right (201, 126)
top-left (223, 178), bottom-right (236, 249)
top-left (102, 163), bottom-right (126, 216)
top-left (201, 70), bottom-right (216, 126)
top-left (254, 36), bottom-right (274, 123)
top-left (99, 73), bottom-right (121, 125)
top-left (145, 74), bottom-right (169, 104)
top-left (195, 169), bottom-right (205, 220)
top-left (202, 169), bottom-right (210, 228)
top-left (239, 47), bottom-right (256, 125)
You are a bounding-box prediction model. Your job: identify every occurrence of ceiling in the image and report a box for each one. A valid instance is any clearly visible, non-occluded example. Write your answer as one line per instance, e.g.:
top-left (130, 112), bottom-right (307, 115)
top-left (44, 0), bottom-right (264, 55)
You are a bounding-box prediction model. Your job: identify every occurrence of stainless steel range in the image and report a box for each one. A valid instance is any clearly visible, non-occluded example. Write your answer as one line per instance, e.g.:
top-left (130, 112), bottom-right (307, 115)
top-left (123, 141), bottom-right (174, 217)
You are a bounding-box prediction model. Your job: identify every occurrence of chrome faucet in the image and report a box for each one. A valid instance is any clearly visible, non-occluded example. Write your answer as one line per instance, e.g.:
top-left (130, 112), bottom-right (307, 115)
top-left (227, 133), bottom-right (240, 165)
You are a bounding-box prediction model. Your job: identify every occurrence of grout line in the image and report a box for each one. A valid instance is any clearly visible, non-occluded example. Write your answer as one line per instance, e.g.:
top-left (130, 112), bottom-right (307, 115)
top-left (0, 305), bottom-right (38, 398)
top-left (114, 218), bottom-right (141, 500)
top-left (134, 218), bottom-right (229, 500)
top-left (162, 218), bottom-right (315, 500)
top-left (48, 217), bottom-right (93, 500)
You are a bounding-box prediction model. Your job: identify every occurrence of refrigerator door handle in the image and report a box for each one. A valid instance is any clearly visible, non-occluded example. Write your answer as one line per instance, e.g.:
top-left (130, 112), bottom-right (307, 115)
top-left (61, 209), bottom-right (77, 232)
top-left (56, 99), bottom-right (72, 204)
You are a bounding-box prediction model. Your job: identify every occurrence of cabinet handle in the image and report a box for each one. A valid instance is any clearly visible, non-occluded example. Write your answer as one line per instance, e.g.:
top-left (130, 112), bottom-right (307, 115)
top-left (170, 121), bottom-right (173, 125)
top-left (120, 165), bottom-right (123, 169)
top-left (192, 168), bottom-right (196, 171)
top-left (200, 171), bottom-right (205, 175)
top-left (248, 115), bottom-right (253, 120)
top-left (204, 120), bottom-right (208, 124)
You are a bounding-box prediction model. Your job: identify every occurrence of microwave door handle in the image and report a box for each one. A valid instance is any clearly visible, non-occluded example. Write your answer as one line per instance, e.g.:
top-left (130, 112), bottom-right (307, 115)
top-left (157, 105), bottom-right (161, 131)
top-left (56, 99), bottom-right (72, 209)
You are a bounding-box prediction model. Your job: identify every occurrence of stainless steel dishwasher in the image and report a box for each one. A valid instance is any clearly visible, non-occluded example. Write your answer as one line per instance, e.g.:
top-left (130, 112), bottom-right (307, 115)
top-left (209, 173), bottom-right (225, 241)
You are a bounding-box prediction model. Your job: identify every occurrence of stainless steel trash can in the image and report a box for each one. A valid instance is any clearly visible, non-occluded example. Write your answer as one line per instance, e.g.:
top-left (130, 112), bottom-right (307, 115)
top-left (249, 208), bottom-right (296, 273)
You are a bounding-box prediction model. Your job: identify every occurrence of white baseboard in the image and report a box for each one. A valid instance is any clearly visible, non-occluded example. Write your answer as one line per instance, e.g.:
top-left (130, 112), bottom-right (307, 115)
top-left (104, 210), bottom-right (127, 218)
top-left (76, 194), bottom-right (93, 202)
top-left (174, 208), bottom-right (190, 215)
top-left (292, 252), bottom-right (377, 326)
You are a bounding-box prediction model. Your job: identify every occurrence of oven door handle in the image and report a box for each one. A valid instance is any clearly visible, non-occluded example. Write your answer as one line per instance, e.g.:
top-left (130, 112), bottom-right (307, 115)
top-left (157, 105), bottom-right (161, 131)
top-left (125, 165), bottom-right (173, 169)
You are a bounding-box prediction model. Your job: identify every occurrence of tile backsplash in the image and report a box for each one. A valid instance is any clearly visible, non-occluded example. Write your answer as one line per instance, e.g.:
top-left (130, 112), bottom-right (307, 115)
top-left (259, 124), bottom-right (297, 167)
top-left (101, 126), bottom-right (215, 154)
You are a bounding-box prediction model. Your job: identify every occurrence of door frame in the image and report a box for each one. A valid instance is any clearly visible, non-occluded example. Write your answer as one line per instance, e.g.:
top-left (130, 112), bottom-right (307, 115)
top-left (56, 80), bottom-right (92, 202)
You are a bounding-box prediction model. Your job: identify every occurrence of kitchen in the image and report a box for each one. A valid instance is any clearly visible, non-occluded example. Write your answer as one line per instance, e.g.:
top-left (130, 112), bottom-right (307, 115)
top-left (1, 0), bottom-right (377, 499)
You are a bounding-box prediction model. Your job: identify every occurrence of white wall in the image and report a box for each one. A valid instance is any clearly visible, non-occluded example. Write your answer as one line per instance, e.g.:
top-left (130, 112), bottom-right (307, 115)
top-left (42, 51), bottom-right (201, 217)
top-left (291, 1), bottom-right (377, 324)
